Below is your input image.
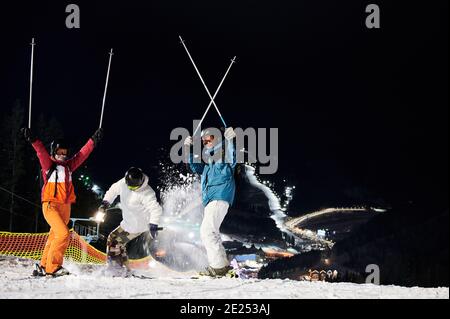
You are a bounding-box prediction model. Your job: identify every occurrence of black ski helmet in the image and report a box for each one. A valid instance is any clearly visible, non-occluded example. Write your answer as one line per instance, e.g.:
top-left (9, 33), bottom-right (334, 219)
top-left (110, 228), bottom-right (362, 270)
top-left (125, 167), bottom-right (145, 188)
top-left (50, 139), bottom-right (69, 156)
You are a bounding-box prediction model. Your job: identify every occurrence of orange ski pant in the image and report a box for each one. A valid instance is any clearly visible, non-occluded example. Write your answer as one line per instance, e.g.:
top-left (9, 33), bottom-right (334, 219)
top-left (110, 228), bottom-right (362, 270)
top-left (40, 201), bottom-right (71, 274)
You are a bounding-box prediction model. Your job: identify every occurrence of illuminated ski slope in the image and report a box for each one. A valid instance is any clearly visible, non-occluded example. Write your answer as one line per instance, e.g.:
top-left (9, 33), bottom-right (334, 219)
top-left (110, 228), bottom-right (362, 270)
top-left (285, 207), bottom-right (382, 230)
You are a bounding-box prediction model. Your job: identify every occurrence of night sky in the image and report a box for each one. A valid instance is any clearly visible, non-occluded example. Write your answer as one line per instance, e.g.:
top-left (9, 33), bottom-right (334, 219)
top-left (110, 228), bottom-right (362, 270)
top-left (0, 1), bottom-right (448, 210)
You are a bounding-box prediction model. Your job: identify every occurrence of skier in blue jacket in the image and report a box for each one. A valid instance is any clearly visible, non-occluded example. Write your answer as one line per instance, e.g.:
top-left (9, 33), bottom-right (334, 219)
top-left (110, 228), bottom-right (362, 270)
top-left (184, 127), bottom-right (237, 276)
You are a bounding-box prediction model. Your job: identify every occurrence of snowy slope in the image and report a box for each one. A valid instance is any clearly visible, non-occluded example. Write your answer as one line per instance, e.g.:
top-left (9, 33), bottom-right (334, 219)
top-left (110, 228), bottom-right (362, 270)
top-left (0, 257), bottom-right (447, 299)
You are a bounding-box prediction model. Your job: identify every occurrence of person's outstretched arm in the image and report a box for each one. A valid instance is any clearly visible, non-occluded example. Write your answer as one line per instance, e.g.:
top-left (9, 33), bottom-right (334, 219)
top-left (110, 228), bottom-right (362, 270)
top-left (21, 128), bottom-right (53, 172)
top-left (67, 128), bottom-right (103, 171)
top-left (102, 179), bottom-right (122, 206)
top-left (224, 127), bottom-right (237, 169)
top-left (141, 188), bottom-right (163, 226)
top-left (184, 136), bottom-right (205, 174)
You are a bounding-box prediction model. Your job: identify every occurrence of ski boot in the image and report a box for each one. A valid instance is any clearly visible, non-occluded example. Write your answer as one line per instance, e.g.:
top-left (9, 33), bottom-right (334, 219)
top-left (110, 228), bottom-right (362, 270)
top-left (47, 266), bottom-right (70, 277)
top-left (32, 263), bottom-right (46, 277)
top-left (103, 249), bottom-right (133, 277)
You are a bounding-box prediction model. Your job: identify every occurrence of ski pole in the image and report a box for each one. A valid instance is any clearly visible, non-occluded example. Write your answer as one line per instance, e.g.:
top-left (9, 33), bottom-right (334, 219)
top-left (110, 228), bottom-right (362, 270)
top-left (99, 48), bottom-right (113, 129)
top-left (193, 56), bottom-right (236, 136)
top-left (179, 36), bottom-right (228, 129)
top-left (28, 38), bottom-right (36, 129)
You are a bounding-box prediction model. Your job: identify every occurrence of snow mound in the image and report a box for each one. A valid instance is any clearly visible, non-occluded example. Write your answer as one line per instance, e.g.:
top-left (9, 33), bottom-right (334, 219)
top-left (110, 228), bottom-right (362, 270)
top-left (0, 257), bottom-right (447, 299)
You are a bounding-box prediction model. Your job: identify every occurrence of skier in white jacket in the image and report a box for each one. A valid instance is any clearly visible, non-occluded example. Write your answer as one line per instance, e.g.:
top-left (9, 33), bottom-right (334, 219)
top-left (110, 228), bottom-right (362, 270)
top-left (98, 167), bottom-right (163, 270)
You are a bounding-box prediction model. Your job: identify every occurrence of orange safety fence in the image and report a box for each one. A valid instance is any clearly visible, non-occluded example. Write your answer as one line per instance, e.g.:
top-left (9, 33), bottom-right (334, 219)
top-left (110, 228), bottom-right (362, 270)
top-left (0, 231), bottom-right (155, 268)
top-left (0, 230), bottom-right (106, 264)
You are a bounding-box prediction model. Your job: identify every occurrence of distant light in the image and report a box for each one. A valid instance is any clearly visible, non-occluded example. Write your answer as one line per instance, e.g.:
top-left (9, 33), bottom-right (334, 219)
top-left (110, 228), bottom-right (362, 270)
top-left (92, 211), bottom-right (105, 223)
top-left (188, 232), bottom-right (195, 239)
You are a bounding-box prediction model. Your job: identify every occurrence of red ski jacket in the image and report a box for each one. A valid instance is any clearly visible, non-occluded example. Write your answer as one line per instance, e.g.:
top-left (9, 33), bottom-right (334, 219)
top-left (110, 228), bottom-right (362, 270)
top-left (32, 138), bottom-right (95, 204)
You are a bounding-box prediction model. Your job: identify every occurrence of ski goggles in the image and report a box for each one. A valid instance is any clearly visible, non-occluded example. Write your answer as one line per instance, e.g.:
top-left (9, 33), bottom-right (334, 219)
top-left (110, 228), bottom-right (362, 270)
top-left (56, 148), bottom-right (68, 156)
top-left (202, 136), bottom-right (214, 145)
top-left (127, 185), bottom-right (140, 191)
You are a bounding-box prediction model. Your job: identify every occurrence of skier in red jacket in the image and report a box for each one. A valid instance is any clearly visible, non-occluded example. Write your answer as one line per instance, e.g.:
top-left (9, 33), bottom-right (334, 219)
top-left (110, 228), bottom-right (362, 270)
top-left (21, 127), bottom-right (103, 277)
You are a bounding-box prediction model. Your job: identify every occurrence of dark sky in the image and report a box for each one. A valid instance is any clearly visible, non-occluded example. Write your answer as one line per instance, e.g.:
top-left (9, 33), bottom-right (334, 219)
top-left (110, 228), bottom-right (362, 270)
top-left (0, 1), bottom-right (448, 208)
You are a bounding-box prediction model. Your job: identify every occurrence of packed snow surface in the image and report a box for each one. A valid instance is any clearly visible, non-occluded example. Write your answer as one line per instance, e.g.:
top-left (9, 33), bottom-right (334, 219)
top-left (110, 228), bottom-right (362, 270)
top-left (0, 257), bottom-right (447, 299)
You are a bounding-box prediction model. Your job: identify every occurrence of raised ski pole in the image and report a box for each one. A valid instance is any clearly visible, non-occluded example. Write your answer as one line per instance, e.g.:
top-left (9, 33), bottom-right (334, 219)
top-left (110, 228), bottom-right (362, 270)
top-left (99, 48), bottom-right (113, 128)
top-left (28, 38), bottom-right (36, 129)
top-left (192, 56), bottom-right (236, 136)
top-left (179, 36), bottom-right (229, 130)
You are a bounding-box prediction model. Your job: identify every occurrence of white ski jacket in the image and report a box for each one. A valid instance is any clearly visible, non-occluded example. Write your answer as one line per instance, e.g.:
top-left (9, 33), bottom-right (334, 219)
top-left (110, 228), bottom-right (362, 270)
top-left (103, 175), bottom-right (162, 233)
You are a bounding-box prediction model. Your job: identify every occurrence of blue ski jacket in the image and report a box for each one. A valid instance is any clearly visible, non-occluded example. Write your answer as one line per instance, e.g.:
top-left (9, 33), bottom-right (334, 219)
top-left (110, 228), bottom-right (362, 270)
top-left (188, 141), bottom-right (236, 207)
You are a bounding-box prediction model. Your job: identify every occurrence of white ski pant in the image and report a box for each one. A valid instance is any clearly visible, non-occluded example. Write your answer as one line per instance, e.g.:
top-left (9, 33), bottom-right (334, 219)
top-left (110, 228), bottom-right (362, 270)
top-left (200, 200), bottom-right (230, 269)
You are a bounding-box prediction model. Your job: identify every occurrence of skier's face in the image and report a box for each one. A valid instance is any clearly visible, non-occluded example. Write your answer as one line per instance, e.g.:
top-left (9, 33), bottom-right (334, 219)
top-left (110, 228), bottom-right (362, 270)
top-left (202, 135), bottom-right (215, 149)
top-left (54, 148), bottom-right (68, 161)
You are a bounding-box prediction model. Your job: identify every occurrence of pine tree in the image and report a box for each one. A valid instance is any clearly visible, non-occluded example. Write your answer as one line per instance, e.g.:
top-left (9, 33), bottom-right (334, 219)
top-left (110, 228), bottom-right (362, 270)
top-left (0, 100), bottom-right (26, 231)
top-left (0, 105), bottom-right (66, 231)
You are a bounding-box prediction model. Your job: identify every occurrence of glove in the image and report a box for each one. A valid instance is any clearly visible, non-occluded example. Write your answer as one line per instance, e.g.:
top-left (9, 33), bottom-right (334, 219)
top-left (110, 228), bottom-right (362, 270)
top-left (20, 127), bottom-right (36, 143)
top-left (224, 127), bottom-right (236, 140)
top-left (92, 128), bottom-right (104, 147)
top-left (184, 136), bottom-right (193, 146)
top-left (149, 223), bottom-right (159, 239)
top-left (98, 200), bottom-right (110, 213)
